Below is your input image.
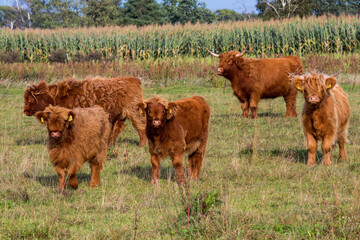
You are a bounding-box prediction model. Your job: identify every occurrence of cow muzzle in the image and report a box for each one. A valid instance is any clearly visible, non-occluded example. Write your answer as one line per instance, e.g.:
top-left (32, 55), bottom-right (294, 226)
top-left (217, 67), bottom-right (224, 75)
top-left (308, 96), bottom-right (320, 104)
top-left (152, 120), bottom-right (162, 128)
top-left (50, 131), bottom-right (62, 138)
top-left (24, 110), bottom-right (31, 116)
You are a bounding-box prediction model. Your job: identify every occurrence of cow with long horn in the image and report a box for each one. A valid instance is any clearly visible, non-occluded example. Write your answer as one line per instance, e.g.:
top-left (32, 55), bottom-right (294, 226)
top-left (210, 47), bottom-right (304, 118)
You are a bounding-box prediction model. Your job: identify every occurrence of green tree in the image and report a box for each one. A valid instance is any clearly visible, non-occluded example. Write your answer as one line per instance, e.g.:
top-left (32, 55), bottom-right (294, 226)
top-left (123, 0), bottom-right (163, 26)
top-left (162, 0), bottom-right (214, 24)
top-left (215, 9), bottom-right (245, 22)
top-left (313, 0), bottom-right (360, 16)
top-left (0, 6), bottom-right (18, 29)
top-left (27, 0), bottom-right (54, 28)
top-left (84, 0), bottom-right (122, 27)
top-left (0, 4), bottom-right (30, 29)
top-left (256, 0), bottom-right (314, 20)
top-left (28, 0), bottom-right (83, 28)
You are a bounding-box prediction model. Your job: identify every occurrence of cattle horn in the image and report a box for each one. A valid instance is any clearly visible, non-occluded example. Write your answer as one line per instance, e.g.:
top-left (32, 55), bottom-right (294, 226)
top-left (330, 71), bottom-right (341, 78)
top-left (28, 85), bottom-right (35, 91)
top-left (207, 49), bottom-right (219, 58)
top-left (236, 44), bottom-right (248, 58)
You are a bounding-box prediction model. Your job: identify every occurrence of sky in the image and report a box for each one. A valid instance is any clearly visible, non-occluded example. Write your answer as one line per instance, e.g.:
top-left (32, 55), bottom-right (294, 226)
top-left (203, 0), bottom-right (258, 13)
top-left (0, 0), bottom-right (258, 13)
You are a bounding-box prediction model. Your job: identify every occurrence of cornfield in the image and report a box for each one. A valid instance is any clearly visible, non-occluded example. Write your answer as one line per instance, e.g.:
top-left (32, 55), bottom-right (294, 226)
top-left (0, 15), bottom-right (359, 62)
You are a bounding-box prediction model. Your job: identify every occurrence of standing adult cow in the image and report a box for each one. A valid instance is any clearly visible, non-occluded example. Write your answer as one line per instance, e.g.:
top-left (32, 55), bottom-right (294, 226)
top-left (24, 77), bottom-right (146, 146)
top-left (209, 49), bottom-right (304, 118)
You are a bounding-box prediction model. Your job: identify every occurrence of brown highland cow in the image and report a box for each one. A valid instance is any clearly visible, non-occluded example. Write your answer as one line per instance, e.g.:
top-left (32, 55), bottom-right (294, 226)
top-left (138, 96), bottom-right (210, 184)
top-left (209, 49), bottom-right (303, 118)
top-left (24, 77), bottom-right (146, 146)
top-left (35, 105), bottom-right (111, 191)
top-left (292, 73), bottom-right (350, 166)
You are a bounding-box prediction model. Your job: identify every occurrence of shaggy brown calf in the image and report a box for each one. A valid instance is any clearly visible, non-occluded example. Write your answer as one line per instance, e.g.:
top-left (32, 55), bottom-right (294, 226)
top-left (24, 77), bottom-right (146, 146)
top-left (138, 96), bottom-right (210, 184)
top-left (209, 49), bottom-right (303, 118)
top-left (292, 73), bottom-right (350, 166)
top-left (35, 105), bottom-right (111, 191)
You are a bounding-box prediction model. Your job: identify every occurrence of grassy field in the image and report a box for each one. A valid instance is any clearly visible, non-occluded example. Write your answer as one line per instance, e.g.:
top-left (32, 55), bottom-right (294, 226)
top-left (1, 79), bottom-right (360, 239)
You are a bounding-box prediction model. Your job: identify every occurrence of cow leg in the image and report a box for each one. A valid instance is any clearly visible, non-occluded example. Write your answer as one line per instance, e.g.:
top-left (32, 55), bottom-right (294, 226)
top-left (306, 133), bottom-right (317, 166)
top-left (89, 163), bottom-right (102, 187)
top-left (322, 137), bottom-right (333, 166)
top-left (89, 149), bottom-right (106, 187)
top-left (283, 89), bottom-right (297, 117)
top-left (108, 119), bottom-right (126, 145)
top-left (189, 132), bottom-right (208, 180)
top-left (338, 135), bottom-right (347, 159)
top-left (129, 111), bottom-right (147, 147)
top-left (249, 94), bottom-right (261, 119)
top-left (171, 154), bottom-right (185, 184)
top-left (235, 94), bottom-right (249, 118)
top-left (68, 165), bottom-right (78, 189)
top-left (150, 154), bottom-right (161, 185)
top-left (189, 149), bottom-right (205, 180)
top-left (55, 166), bottom-right (66, 192)
top-left (240, 101), bottom-right (250, 118)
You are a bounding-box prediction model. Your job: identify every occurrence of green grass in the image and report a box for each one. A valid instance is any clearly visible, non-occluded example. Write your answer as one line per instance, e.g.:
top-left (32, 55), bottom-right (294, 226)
top-left (1, 80), bottom-right (360, 239)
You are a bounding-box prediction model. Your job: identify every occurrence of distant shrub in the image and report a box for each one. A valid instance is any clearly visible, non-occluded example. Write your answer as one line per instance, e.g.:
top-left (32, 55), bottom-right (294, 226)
top-left (0, 50), bottom-right (21, 63)
top-left (0, 52), bottom-right (5, 62)
top-left (48, 49), bottom-right (67, 63)
top-left (83, 50), bottom-right (102, 62)
top-left (72, 51), bottom-right (84, 62)
top-left (104, 54), bottom-right (117, 63)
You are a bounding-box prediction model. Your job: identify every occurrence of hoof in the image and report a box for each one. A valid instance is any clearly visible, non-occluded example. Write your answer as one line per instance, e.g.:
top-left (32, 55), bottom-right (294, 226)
top-left (140, 140), bottom-right (147, 147)
top-left (89, 181), bottom-right (100, 187)
top-left (69, 184), bottom-right (78, 189)
top-left (285, 113), bottom-right (298, 117)
top-left (151, 178), bottom-right (159, 185)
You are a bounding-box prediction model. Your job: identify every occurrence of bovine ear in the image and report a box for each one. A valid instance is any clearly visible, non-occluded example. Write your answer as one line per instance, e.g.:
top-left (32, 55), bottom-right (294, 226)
top-left (58, 82), bottom-right (70, 97)
top-left (35, 111), bottom-right (47, 125)
top-left (137, 102), bottom-right (147, 117)
top-left (166, 102), bottom-right (177, 120)
top-left (292, 77), bottom-right (304, 91)
top-left (325, 77), bottom-right (336, 90)
top-left (235, 56), bottom-right (245, 69)
top-left (37, 81), bottom-right (47, 89)
top-left (67, 110), bottom-right (75, 123)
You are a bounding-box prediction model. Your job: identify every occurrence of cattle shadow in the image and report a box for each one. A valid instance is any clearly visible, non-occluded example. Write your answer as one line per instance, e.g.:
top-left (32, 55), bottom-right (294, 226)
top-left (25, 173), bottom-right (91, 187)
top-left (16, 138), bottom-right (46, 146)
top-left (213, 113), bottom-right (242, 118)
top-left (213, 112), bottom-right (282, 119)
top-left (117, 165), bottom-right (176, 182)
top-left (239, 147), bottom-right (323, 165)
top-left (270, 148), bottom-right (323, 165)
top-left (257, 112), bottom-right (282, 118)
top-left (116, 138), bottom-right (140, 146)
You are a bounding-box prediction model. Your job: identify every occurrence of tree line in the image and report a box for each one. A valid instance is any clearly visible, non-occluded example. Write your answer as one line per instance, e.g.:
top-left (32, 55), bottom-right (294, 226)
top-left (0, 0), bottom-right (359, 29)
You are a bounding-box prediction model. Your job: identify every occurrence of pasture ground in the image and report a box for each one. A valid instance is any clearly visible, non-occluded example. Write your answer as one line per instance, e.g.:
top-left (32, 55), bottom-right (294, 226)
top-left (0, 79), bottom-right (360, 239)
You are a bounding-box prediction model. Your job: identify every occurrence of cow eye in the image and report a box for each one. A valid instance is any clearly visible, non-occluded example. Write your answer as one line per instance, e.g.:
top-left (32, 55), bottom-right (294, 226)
top-left (162, 109), bottom-right (166, 114)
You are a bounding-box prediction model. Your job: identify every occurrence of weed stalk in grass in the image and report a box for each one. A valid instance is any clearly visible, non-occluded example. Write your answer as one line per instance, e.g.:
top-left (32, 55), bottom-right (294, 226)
top-left (252, 119), bottom-right (258, 163)
top-left (177, 174), bottom-right (192, 233)
top-left (133, 211), bottom-right (138, 240)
